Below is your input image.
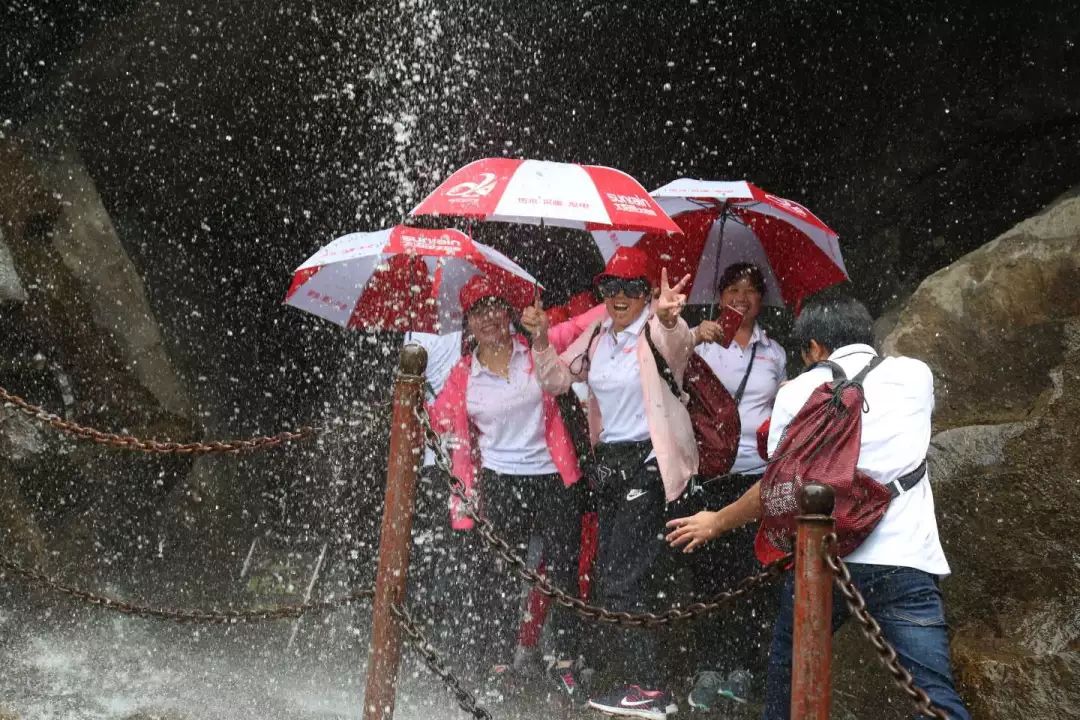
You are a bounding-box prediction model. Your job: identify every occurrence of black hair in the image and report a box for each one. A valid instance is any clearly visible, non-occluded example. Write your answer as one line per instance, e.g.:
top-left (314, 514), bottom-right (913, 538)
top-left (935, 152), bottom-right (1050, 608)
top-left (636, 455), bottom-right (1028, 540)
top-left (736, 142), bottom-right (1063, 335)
top-left (792, 295), bottom-right (875, 353)
top-left (717, 263), bottom-right (766, 296)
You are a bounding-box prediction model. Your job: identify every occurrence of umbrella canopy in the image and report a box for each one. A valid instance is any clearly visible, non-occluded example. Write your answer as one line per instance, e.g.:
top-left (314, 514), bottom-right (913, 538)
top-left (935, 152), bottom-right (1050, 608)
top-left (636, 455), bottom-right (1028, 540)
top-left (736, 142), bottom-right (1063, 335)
top-left (592, 179), bottom-right (847, 308)
top-left (409, 157), bottom-right (681, 235)
top-left (285, 226), bottom-right (540, 334)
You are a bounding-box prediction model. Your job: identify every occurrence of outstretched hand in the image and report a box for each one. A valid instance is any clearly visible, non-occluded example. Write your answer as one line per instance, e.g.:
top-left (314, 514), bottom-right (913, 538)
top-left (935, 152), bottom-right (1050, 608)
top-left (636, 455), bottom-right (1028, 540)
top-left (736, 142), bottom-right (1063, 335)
top-left (656, 267), bottom-right (692, 328)
top-left (665, 510), bottom-right (726, 553)
top-left (520, 294), bottom-right (550, 349)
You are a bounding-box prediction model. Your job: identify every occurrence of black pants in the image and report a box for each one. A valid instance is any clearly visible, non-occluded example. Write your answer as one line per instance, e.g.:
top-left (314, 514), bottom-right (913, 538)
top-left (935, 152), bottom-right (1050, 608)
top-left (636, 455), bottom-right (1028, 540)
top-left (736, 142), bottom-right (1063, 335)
top-left (478, 469), bottom-right (581, 663)
top-left (592, 441), bottom-right (669, 688)
top-left (681, 473), bottom-right (775, 678)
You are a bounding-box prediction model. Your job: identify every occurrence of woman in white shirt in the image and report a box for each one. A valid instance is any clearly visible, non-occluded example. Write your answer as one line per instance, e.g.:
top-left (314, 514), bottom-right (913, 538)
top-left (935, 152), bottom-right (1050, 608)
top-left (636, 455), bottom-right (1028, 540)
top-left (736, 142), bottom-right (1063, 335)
top-left (684, 263), bottom-right (786, 712)
top-left (429, 274), bottom-right (598, 698)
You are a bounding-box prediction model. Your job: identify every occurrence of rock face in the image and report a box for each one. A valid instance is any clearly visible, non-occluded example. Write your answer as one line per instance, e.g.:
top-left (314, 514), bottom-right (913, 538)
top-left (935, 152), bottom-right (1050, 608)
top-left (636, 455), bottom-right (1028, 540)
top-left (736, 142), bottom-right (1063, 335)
top-left (0, 233), bottom-right (26, 304)
top-left (0, 133), bottom-right (197, 571)
top-left (832, 191), bottom-right (1080, 718)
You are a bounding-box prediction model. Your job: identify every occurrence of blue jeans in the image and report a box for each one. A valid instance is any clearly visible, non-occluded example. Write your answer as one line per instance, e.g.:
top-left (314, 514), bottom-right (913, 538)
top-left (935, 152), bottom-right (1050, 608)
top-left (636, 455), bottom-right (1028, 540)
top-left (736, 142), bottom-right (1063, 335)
top-left (763, 564), bottom-right (970, 720)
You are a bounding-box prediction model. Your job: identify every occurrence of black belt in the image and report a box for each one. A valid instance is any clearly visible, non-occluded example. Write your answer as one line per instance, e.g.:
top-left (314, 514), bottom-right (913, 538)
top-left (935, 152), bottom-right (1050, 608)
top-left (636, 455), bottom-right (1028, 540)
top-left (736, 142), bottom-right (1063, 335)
top-left (886, 459), bottom-right (927, 498)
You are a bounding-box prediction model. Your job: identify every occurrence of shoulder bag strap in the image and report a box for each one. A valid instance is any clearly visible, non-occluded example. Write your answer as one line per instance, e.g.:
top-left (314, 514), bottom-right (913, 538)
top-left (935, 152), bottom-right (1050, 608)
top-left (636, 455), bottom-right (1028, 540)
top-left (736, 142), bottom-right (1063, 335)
top-left (568, 323), bottom-right (604, 376)
top-left (643, 324), bottom-right (682, 398)
top-left (732, 341), bottom-right (759, 405)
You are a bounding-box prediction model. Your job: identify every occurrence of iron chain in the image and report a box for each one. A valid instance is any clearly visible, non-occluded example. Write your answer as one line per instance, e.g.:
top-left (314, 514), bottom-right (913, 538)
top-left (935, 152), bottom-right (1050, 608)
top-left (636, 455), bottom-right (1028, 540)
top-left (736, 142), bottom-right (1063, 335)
top-left (392, 603), bottom-right (493, 720)
top-left (823, 534), bottom-right (952, 720)
top-left (0, 552), bottom-right (372, 624)
top-left (0, 385), bottom-right (318, 455)
top-left (417, 407), bottom-right (791, 627)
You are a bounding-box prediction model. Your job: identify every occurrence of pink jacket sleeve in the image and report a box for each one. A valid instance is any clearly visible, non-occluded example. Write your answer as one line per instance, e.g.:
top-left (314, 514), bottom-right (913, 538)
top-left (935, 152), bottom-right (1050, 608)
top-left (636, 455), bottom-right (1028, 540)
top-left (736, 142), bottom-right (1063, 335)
top-left (532, 318), bottom-right (602, 396)
top-left (647, 314), bottom-right (695, 384)
top-left (428, 361), bottom-right (467, 432)
top-left (547, 303), bottom-right (607, 353)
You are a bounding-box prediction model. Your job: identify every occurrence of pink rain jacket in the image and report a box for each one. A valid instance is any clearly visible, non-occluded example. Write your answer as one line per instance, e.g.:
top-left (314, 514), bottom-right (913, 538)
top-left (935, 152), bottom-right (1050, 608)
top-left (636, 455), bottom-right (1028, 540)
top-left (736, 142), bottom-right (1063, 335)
top-left (429, 305), bottom-right (606, 529)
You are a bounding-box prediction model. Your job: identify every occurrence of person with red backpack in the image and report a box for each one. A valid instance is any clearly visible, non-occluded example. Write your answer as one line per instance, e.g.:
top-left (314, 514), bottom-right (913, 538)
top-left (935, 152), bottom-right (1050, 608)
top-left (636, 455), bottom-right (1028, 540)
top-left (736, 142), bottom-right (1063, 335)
top-left (665, 295), bottom-right (970, 720)
top-left (525, 247), bottom-right (696, 720)
top-left (683, 263), bottom-right (787, 712)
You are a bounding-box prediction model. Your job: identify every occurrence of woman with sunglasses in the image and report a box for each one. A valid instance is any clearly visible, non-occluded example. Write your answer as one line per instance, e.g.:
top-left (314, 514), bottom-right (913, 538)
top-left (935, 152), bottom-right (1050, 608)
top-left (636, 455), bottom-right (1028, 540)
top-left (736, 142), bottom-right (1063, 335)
top-left (429, 274), bottom-right (604, 698)
top-left (524, 247), bottom-right (696, 720)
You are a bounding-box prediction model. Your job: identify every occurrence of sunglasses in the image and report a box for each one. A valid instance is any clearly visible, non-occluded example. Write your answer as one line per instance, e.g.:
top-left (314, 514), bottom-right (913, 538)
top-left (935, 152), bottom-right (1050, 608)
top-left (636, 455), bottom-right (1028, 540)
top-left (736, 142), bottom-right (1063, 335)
top-left (597, 277), bottom-right (651, 300)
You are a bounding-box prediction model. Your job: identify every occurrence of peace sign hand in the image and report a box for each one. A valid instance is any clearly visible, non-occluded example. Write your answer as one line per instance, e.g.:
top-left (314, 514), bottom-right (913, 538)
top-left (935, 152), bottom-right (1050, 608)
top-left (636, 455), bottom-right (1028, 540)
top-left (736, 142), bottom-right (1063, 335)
top-left (656, 267), bottom-right (691, 328)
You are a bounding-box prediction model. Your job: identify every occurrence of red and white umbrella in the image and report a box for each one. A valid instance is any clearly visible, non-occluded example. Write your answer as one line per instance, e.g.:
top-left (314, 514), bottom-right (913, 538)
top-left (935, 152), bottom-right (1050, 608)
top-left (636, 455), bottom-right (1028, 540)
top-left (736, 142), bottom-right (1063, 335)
top-left (592, 179), bottom-right (847, 309)
top-left (285, 226), bottom-right (540, 334)
top-left (409, 157), bottom-right (681, 235)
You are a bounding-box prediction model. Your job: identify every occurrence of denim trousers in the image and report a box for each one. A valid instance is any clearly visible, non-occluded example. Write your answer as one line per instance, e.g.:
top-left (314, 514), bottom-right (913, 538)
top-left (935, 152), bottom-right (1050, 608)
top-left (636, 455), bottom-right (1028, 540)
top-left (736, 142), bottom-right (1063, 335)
top-left (763, 563), bottom-right (970, 720)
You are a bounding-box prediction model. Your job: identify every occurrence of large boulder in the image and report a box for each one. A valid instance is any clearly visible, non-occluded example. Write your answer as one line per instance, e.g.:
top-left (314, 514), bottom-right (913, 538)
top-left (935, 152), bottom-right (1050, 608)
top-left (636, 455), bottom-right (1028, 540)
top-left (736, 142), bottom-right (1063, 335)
top-left (832, 190), bottom-right (1080, 718)
top-left (0, 233), bottom-right (26, 304)
top-left (0, 132), bottom-right (198, 571)
top-left (882, 190), bottom-right (1080, 428)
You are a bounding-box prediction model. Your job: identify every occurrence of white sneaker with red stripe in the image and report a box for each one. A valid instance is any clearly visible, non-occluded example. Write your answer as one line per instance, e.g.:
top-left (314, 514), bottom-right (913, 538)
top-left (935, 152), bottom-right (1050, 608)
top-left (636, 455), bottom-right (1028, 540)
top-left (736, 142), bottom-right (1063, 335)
top-left (587, 684), bottom-right (678, 719)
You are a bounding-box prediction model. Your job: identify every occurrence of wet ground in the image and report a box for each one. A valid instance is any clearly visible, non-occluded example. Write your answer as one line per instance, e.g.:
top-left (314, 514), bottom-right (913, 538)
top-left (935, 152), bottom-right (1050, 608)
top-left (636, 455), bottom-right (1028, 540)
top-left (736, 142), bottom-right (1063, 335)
top-left (0, 593), bottom-right (482, 720)
top-left (0, 593), bottom-right (763, 720)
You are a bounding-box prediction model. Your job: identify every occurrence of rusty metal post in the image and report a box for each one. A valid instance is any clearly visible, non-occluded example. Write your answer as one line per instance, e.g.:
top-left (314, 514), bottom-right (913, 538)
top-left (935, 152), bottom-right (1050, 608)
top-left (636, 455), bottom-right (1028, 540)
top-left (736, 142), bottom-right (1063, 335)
top-left (362, 344), bottom-right (427, 720)
top-left (791, 483), bottom-right (836, 720)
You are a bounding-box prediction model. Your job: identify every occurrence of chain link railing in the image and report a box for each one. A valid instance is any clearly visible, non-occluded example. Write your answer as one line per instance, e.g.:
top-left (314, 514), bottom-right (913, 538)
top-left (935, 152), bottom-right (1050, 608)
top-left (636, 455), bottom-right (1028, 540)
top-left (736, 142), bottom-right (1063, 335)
top-left (3, 376), bottom-right (962, 719)
top-left (392, 603), bottom-right (493, 720)
top-left (0, 385), bottom-right (317, 454)
top-left (0, 552), bottom-right (372, 624)
top-left (823, 534), bottom-right (952, 720)
top-left (418, 406), bottom-right (792, 627)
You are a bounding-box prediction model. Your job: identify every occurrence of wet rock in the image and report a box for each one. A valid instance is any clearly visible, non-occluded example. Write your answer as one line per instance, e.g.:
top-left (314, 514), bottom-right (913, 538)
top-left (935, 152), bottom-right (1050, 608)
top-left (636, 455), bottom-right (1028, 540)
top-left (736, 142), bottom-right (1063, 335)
top-left (832, 190), bottom-right (1080, 718)
top-left (0, 133), bottom-right (198, 570)
top-left (882, 188), bottom-right (1080, 429)
top-left (0, 232), bottom-right (26, 304)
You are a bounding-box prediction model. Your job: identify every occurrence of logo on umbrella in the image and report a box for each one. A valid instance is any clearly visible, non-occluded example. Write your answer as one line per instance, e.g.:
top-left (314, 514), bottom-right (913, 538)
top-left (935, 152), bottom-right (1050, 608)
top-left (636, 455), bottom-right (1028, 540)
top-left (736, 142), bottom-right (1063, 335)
top-left (764, 193), bottom-right (810, 218)
top-left (445, 172), bottom-right (498, 199)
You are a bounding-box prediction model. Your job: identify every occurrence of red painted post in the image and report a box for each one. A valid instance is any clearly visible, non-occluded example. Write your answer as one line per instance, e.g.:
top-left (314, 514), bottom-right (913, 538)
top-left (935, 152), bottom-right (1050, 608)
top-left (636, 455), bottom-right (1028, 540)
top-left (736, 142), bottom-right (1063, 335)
top-left (791, 483), bottom-right (836, 720)
top-left (362, 344), bottom-right (427, 720)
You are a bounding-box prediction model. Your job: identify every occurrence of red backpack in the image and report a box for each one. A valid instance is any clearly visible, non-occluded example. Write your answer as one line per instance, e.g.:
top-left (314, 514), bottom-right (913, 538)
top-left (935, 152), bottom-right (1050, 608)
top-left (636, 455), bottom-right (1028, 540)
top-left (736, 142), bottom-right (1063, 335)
top-left (644, 326), bottom-right (746, 478)
top-left (754, 357), bottom-right (892, 564)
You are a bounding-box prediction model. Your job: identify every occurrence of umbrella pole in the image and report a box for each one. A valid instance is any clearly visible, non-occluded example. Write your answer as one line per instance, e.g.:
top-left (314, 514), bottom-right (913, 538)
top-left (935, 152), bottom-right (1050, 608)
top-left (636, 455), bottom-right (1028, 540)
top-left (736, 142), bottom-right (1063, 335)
top-left (361, 344), bottom-right (428, 720)
top-left (708, 203), bottom-right (730, 321)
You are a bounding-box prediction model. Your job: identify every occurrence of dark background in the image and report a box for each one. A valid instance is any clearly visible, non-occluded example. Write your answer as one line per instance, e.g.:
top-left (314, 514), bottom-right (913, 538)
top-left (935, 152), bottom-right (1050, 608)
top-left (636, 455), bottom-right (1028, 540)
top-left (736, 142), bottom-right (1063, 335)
top-left (2, 0), bottom-right (1078, 558)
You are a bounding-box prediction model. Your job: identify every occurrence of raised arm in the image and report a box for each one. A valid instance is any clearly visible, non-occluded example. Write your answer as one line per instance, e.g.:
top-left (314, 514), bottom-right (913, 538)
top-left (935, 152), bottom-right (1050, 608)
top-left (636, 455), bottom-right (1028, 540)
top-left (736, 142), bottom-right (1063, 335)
top-left (649, 268), bottom-right (695, 378)
top-left (531, 324), bottom-right (596, 395)
top-left (548, 302), bottom-right (607, 353)
top-left (522, 296), bottom-right (598, 394)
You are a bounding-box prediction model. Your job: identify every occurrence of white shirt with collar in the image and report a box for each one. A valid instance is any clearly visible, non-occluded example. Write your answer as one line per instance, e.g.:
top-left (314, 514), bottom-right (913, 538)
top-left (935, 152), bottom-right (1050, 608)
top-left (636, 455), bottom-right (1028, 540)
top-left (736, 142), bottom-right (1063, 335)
top-left (695, 323), bottom-right (786, 474)
top-left (766, 344), bottom-right (951, 576)
top-left (466, 338), bottom-right (558, 476)
top-left (590, 307), bottom-right (652, 445)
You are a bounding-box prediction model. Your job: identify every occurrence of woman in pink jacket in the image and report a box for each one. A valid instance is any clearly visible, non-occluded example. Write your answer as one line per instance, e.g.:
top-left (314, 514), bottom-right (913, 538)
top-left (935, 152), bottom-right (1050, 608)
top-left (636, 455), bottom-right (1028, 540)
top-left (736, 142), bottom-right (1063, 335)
top-left (524, 247), bottom-right (696, 720)
top-left (429, 274), bottom-right (603, 698)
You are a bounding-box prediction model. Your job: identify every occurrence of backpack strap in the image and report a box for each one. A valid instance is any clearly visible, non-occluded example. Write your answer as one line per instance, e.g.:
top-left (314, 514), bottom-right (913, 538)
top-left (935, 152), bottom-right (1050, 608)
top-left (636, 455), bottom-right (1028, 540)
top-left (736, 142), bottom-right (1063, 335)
top-left (643, 324), bottom-right (682, 398)
top-left (886, 458), bottom-right (927, 498)
top-left (812, 356), bottom-right (885, 386)
top-left (732, 341), bottom-right (759, 405)
top-left (852, 355), bottom-right (885, 384)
